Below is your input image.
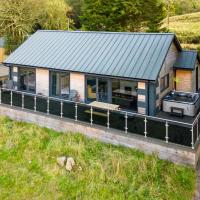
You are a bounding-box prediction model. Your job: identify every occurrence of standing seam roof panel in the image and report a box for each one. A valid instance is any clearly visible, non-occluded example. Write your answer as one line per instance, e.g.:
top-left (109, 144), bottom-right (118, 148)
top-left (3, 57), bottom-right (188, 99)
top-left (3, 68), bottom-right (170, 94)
top-left (4, 31), bottom-right (179, 81)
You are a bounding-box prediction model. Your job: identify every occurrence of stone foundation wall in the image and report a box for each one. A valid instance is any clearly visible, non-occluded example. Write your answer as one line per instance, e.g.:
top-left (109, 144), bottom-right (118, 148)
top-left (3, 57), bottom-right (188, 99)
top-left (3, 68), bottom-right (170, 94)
top-left (0, 105), bottom-right (198, 168)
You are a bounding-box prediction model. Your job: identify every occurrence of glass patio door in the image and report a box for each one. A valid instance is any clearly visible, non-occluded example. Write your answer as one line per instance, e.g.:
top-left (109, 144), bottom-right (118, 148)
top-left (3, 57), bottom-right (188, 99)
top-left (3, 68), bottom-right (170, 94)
top-left (98, 78), bottom-right (108, 102)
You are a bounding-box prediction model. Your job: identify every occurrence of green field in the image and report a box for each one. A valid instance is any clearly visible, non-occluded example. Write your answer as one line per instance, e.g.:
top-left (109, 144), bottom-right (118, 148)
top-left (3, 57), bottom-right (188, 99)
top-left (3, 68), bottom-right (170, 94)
top-left (0, 117), bottom-right (196, 200)
top-left (162, 12), bottom-right (200, 53)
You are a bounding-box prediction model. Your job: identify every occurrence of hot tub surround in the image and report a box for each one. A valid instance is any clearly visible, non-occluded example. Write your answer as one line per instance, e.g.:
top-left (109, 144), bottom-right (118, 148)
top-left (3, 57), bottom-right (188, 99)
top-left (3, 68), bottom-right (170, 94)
top-left (163, 91), bottom-right (200, 116)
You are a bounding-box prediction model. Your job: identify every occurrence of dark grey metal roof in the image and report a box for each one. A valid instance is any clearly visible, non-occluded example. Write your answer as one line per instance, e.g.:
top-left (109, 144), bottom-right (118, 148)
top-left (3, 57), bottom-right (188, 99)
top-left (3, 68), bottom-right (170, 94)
top-left (4, 30), bottom-right (179, 81)
top-left (174, 50), bottom-right (199, 70)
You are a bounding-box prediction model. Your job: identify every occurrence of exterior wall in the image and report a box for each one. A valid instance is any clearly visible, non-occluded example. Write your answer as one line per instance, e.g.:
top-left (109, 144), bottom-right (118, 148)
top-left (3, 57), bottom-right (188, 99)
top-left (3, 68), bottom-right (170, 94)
top-left (12, 66), bottom-right (18, 90)
top-left (0, 48), bottom-right (4, 62)
top-left (70, 72), bottom-right (85, 102)
top-left (156, 42), bottom-right (179, 111)
top-left (137, 82), bottom-right (148, 115)
top-left (175, 70), bottom-right (193, 92)
top-left (36, 68), bottom-right (49, 96)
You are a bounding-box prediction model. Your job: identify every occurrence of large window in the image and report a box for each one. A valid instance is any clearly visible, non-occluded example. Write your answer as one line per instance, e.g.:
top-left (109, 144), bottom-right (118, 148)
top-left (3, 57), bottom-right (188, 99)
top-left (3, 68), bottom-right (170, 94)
top-left (160, 74), bottom-right (169, 92)
top-left (86, 77), bottom-right (97, 102)
top-left (19, 67), bottom-right (36, 92)
top-left (51, 71), bottom-right (70, 98)
top-left (112, 79), bottom-right (137, 110)
top-left (86, 76), bottom-right (138, 111)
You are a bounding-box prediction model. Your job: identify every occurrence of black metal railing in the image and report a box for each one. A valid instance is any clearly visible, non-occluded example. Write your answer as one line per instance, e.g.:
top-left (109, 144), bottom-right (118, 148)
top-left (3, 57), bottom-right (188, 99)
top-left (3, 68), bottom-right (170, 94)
top-left (0, 88), bottom-right (199, 149)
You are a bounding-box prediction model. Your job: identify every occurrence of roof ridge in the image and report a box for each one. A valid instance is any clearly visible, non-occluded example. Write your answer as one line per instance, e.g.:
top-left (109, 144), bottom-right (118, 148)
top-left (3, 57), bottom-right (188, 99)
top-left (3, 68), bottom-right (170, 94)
top-left (36, 30), bottom-right (175, 36)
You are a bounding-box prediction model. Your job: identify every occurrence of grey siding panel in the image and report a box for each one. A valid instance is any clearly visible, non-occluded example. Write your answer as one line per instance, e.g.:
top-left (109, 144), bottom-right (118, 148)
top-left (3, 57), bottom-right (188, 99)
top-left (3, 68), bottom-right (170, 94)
top-left (4, 31), bottom-right (177, 81)
top-left (148, 82), bottom-right (156, 116)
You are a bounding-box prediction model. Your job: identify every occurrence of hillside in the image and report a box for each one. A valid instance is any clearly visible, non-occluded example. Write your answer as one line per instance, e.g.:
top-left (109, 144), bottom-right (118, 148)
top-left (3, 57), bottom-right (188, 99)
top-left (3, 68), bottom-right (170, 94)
top-left (0, 117), bottom-right (196, 199)
top-left (162, 12), bottom-right (200, 53)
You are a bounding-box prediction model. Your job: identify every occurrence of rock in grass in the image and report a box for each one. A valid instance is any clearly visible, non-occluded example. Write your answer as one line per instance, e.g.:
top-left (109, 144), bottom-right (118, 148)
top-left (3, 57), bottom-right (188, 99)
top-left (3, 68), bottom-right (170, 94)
top-left (66, 157), bottom-right (75, 171)
top-left (57, 156), bottom-right (67, 167)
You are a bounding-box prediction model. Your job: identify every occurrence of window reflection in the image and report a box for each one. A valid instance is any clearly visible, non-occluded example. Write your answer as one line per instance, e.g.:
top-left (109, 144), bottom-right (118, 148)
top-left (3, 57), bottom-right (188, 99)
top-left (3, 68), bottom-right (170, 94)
top-left (51, 71), bottom-right (70, 98)
top-left (19, 68), bottom-right (36, 92)
top-left (112, 79), bottom-right (137, 110)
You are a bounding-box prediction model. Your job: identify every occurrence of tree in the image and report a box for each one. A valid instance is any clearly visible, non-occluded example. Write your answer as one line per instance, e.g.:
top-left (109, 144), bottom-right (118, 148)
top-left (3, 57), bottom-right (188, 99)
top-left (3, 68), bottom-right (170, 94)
top-left (65, 0), bottom-right (83, 29)
top-left (0, 0), bottom-right (73, 53)
top-left (80, 0), bottom-right (166, 32)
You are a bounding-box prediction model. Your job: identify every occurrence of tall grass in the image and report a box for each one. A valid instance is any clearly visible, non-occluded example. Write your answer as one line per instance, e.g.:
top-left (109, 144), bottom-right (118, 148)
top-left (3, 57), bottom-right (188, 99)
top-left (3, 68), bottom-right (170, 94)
top-left (0, 116), bottom-right (196, 200)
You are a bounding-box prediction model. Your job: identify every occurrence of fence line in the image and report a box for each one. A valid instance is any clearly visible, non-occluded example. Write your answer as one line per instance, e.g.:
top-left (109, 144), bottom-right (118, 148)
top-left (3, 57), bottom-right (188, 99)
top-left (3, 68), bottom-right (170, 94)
top-left (0, 87), bottom-right (198, 149)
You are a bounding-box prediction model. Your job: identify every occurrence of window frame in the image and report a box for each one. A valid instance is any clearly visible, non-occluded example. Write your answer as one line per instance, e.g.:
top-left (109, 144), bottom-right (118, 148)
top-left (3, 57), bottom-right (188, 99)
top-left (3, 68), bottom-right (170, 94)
top-left (18, 67), bottom-right (36, 93)
top-left (160, 74), bottom-right (169, 92)
top-left (49, 70), bottom-right (70, 98)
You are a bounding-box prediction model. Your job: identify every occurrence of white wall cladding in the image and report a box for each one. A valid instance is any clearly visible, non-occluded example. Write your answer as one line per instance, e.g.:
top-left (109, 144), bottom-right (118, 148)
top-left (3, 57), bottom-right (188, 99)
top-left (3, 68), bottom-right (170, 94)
top-left (156, 42), bottom-right (179, 109)
top-left (36, 68), bottom-right (49, 96)
top-left (70, 73), bottom-right (85, 102)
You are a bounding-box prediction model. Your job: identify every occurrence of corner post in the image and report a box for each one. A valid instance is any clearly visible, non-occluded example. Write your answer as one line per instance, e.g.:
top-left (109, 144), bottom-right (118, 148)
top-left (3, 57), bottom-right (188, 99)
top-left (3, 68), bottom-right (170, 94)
top-left (191, 125), bottom-right (194, 149)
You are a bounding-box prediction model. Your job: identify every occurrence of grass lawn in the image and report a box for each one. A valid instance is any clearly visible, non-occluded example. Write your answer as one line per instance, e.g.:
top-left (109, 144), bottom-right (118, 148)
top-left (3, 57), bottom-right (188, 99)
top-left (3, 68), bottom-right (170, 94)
top-left (0, 116), bottom-right (196, 200)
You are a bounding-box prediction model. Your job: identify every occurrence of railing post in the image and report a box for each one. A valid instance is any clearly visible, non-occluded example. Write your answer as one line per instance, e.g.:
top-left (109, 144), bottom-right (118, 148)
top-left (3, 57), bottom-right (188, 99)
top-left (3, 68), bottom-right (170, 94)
top-left (107, 110), bottom-right (110, 129)
top-left (10, 90), bottom-right (13, 106)
top-left (34, 95), bottom-right (36, 112)
top-left (144, 117), bottom-right (147, 138)
top-left (22, 93), bottom-right (24, 109)
top-left (90, 106), bottom-right (93, 125)
top-left (60, 101), bottom-right (63, 118)
top-left (0, 88), bottom-right (2, 104)
top-left (47, 98), bottom-right (49, 115)
top-left (165, 121), bottom-right (169, 143)
top-left (125, 112), bottom-right (128, 133)
top-left (75, 103), bottom-right (78, 121)
top-left (191, 125), bottom-right (194, 149)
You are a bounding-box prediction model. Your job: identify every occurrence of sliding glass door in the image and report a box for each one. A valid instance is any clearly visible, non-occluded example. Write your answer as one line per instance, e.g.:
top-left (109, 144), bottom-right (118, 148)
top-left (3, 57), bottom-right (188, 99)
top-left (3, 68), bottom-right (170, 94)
top-left (86, 76), bottom-right (109, 103)
top-left (98, 78), bottom-right (108, 102)
top-left (50, 71), bottom-right (70, 98)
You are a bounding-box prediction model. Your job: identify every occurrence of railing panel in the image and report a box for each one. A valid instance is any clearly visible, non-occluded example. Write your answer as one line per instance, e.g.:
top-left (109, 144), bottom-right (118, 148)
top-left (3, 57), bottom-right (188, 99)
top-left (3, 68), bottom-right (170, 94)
top-left (1, 89), bottom-right (11, 105)
top-left (63, 101), bottom-right (75, 119)
top-left (168, 124), bottom-right (191, 147)
top-left (109, 111), bottom-right (125, 131)
top-left (12, 92), bottom-right (22, 107)
top-left (193, 122), bottom-right (198, 146)
top-left (24, 94), bottom-right (34, 110)
top-left (147, 119), bottom-right (166, 140)
top-left (49, 99), bottom-right (61, 116)
top-left (92, 108), bottom-right (107, 127)
top-left (127, 114), bottom-right (144, 135)
top-left (77, 104), bottom-right (91, 123)
top-left (36, 97), bottom-right (47, 113)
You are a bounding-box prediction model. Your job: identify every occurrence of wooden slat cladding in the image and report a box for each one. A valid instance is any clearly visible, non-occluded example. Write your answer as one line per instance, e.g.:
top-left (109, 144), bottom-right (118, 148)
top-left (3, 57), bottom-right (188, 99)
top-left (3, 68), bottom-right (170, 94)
top-left (175, 70), bottom-right (192, 92)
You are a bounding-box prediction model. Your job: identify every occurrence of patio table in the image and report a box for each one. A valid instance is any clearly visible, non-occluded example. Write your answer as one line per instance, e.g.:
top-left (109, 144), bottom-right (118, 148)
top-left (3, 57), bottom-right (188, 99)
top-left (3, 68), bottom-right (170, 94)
top-left (89, 101), bottom-right (120, 110)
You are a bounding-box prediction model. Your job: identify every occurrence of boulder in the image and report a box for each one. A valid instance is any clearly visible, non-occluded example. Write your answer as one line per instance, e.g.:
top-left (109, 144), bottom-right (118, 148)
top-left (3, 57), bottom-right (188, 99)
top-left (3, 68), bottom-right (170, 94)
top-left (57, 156), bottom-right (67, 167)
top-left (66, 157), bottom-right (75, 171)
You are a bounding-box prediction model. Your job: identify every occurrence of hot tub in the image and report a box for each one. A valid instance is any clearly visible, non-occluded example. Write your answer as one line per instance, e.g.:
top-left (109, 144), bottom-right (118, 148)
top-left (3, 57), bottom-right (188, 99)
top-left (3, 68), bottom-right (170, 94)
top-left (162, 91), bottom-right (200, 117)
